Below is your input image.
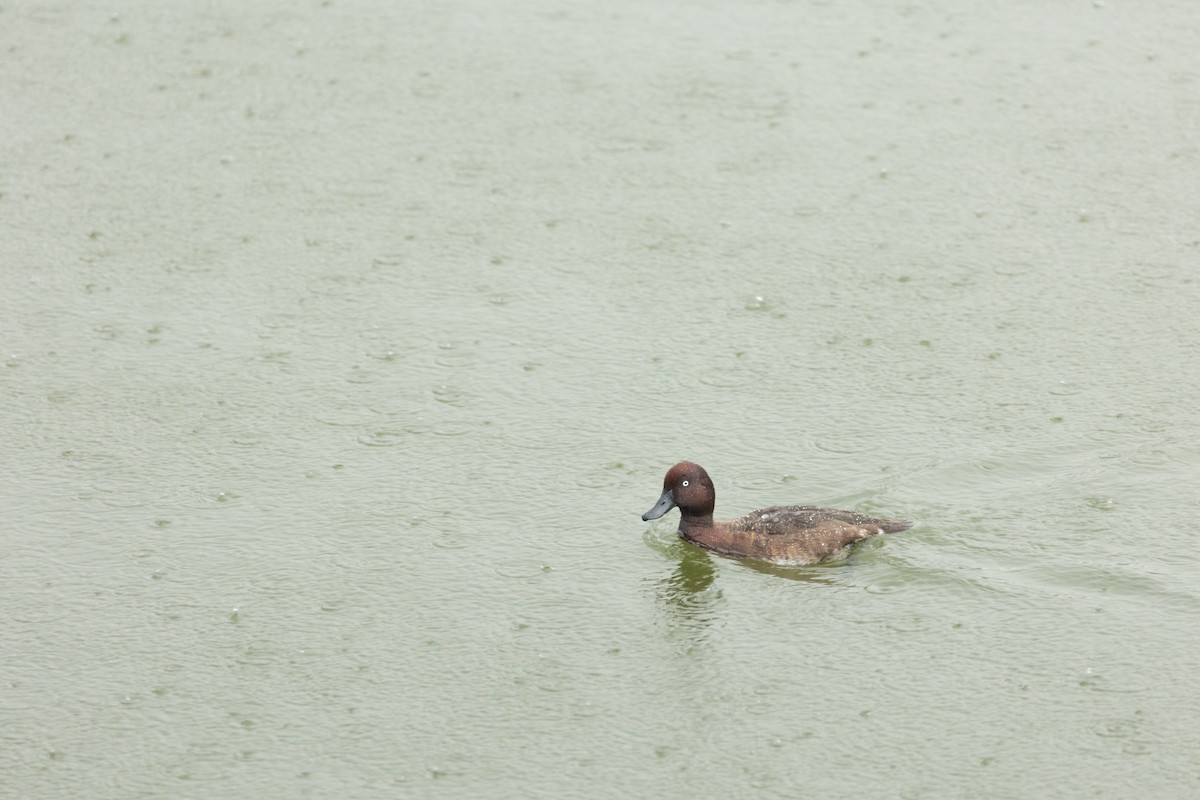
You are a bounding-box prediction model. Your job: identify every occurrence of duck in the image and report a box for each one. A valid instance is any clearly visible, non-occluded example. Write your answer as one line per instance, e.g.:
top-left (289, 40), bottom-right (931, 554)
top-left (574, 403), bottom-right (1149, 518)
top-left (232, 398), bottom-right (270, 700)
top-left (642, 461), bottom-right (911, 565)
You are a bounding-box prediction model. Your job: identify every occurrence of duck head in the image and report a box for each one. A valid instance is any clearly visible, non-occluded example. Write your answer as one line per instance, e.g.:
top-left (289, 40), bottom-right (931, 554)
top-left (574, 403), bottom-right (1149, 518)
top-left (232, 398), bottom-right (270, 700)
top-left (642, 461), bottom-right (716, 524)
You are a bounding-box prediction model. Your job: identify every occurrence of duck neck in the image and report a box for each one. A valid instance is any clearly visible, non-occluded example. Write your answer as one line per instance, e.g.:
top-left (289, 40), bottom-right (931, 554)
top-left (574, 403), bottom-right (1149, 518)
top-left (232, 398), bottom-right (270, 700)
top-left (679, 514), bottom-right (715, 538)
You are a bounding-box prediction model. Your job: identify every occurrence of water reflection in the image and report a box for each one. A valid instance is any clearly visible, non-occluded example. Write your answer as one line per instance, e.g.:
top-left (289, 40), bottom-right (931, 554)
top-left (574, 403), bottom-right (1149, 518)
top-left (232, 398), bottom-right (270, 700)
top-left (662, 546), bottom-right (718, 604)
top-left (654, 546), bottom-right (722, 641)
top-left (657, 536), bottom-right (842, 593)
top-left (733, 558), bottom-right (839, 586)
top-left (653, 544), bottom-right (841, 645)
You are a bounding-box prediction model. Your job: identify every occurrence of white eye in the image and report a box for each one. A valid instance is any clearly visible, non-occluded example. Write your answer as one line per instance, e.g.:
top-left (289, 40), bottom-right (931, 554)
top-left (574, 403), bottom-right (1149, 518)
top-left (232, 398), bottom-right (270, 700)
top-left (682, 480), bottom-right (689, 487)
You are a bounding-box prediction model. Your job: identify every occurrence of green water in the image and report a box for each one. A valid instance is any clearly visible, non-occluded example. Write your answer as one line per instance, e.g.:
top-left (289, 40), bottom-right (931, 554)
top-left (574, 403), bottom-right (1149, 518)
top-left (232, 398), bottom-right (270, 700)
top-left (3, 1), bottom-right (1198, 798)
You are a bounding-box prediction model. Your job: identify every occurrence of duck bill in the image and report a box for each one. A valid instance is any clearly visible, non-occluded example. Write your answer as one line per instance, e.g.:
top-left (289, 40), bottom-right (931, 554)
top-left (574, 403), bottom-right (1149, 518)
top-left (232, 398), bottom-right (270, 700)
top-left (642, 490), bottom-right (676, 521)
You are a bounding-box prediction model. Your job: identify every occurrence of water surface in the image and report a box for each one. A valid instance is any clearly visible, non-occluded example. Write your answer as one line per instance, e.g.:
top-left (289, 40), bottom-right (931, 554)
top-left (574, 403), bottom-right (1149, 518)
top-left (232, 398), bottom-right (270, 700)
top-left (3, 1), bottom-right (1198, 797)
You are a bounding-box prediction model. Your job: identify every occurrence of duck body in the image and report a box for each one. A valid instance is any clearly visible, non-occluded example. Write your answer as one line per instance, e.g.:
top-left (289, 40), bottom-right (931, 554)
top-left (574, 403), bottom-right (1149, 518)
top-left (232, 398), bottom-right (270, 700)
top-left (642, 462), bottom-right (911, 566)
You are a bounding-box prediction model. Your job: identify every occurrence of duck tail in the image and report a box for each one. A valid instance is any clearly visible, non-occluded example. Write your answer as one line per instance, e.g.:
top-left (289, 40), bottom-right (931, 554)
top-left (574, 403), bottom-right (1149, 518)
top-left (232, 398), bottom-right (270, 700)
top-left (880, 518), bottom-right (913, 534)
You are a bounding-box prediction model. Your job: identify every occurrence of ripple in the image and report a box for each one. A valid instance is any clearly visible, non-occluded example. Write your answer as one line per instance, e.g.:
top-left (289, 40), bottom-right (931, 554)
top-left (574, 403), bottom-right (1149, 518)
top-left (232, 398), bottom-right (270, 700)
top-left (412, 421), bottom-right (475, 437)
top-left (354, 419), bottom-right (477, 445)
top-left (595, 136), bottom-right (668, 154)
top-left (86, 481), bottom-right (146, 508)
top-left (306, 273), bottom-right (363, 297)
top-left (433, 353), bottom-right (477, 369)
top-left (695, 370), bottom-right (757, 389)
top-left (1078, 668), bottom-right (1151, 695)
top-left (175, 488), bottom-right (240, 509)
top-left (880, 613), bottom-right (931, 633)
top-left (992, 261), bottom-right (1035, 277)
top-left (343, 367), bottom-right (380, 385)
top-left (366, 348), bottom-right (406, 362)
top-left (258, 312), bottom-right (301, 330)
top-left (1048, 381), bottom-right (1083, 396)
top-left (863, 573), bottom-right (912, 594)
top-left (313, 405), bottom-right (383, 427)
top-left (1131, 262), bottom-right (1179, 289)
top-left (430, 531), bottom-right (473, 550)
top-left (743, 295), bottom-right (774, 312)
top-left (1091, 717), bottom-right (1139, 739)
top-left (431, 385), bottom-right (469, 406)
top-left (494, 559), bottom-right (554, 580)
top-left (371, 253), bottom-right (406, 267)
top-left (12, 605), bottom-right (73, 625)
top-left (808, 436), bottom-right (875, 456)
top-left (1124, 446), bottom-right (1173, 467)
top-left (717, 91), bottom-right (790, 123)
top-left (355, 429), bottom-right (408, 448)
top-left (642, 525), bottom-right (684, 555)
top-left (734, 475), bottom-right (791, 493)
top-left (60, 449), bottom-right (122, 471)
top-left (574, 463), bottom-right (634, 490)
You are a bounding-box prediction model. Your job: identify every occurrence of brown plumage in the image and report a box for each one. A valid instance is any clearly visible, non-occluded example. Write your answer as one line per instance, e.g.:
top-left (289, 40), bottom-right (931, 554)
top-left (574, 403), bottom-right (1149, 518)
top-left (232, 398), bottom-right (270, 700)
top-left (642, 461), bottom-right (911, 565)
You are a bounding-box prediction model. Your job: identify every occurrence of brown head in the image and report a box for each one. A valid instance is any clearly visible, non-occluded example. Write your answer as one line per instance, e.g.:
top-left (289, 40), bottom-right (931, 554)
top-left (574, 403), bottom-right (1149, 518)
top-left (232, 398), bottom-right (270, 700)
top-left (641, 461), bottom-right (716, 526)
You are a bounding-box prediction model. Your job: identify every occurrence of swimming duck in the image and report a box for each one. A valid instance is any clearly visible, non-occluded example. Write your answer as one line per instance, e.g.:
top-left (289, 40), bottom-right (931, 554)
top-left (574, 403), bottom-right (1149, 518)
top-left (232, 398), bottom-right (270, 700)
top-left (642, 461), bottom-right (911, 565)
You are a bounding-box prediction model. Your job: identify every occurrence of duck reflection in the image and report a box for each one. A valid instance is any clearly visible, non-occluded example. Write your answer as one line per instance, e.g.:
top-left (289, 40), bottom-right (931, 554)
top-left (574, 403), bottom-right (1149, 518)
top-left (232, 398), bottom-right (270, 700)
top-left (735, 557), bottom-right (840, 585)
top-left (652, 541), bottom-right (844, 643)
top-left (662, 545), bottom-right (719, 604)
top-left (662, 540), bottom-right (840, 592)
top-left (654, 545), bottom-right (722, 640)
